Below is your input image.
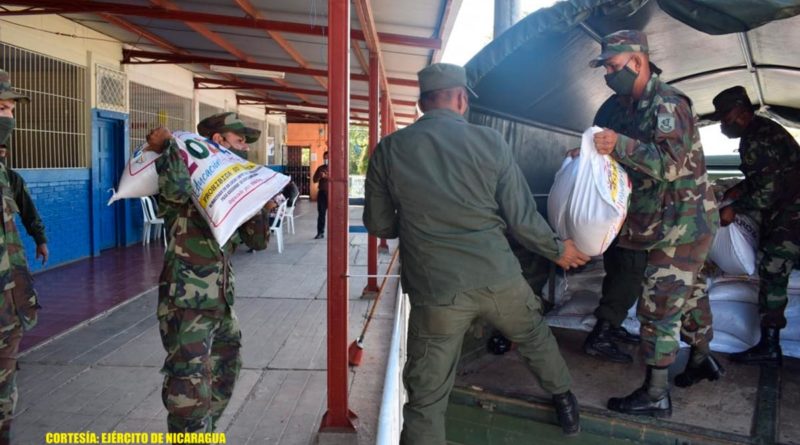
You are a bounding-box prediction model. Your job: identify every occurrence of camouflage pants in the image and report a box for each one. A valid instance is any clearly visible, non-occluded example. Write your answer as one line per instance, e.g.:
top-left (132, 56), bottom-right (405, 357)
top-left (158, 291), bottom-right (242, 433)
top-left (639, 236), bottom-right (713, 367)
top-left (757, 210), bottom-right (800, 328)
top-left (0, 290), bottom-right (21, 445)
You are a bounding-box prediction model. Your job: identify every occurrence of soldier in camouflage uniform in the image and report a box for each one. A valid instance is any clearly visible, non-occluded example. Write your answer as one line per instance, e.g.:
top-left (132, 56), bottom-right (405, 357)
top-left (587, 31), bottom-right (722, 417)
top-left (0, 69), bottom-right (40, 444)
top-left (0, 146), bottom-right (49, 266)
top-left (712, 86), bottom-right (800, 367)
top-left (145, 112), bottom-right (270, 433)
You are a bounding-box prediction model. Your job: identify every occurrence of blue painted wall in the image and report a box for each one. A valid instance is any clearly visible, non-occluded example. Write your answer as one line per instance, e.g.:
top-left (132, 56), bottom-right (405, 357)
top-left (15, 168), bottom-right (92, 273)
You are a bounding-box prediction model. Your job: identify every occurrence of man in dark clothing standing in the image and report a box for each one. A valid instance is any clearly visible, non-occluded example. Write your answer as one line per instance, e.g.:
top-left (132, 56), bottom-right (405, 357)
top-left (313, 151), bottom-right (329, 239)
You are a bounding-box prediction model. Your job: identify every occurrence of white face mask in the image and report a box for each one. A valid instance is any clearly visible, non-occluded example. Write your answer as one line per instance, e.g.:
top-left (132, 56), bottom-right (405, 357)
top-left (324, 158), bottom-right (329, 165)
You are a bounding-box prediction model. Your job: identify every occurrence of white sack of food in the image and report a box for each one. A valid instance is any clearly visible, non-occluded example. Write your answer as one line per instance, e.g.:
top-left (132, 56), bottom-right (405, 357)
top-left (709, 214), bottom-right (759, 275)
top-left (547, 156), bottom-right (578, 237)
top-left (708, 300), bottom-right (760, 353)
top-left (708, 279), bottom-right (759, 304)
top-left (107, 144), bottom-right (161, 204)
top-left (170, 131), bottom-right (290, 246)
top-left (547, 127), bottom-right (631, 256)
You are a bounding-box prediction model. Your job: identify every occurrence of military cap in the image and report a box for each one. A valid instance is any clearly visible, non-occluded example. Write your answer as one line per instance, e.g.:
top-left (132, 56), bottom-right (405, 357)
top-left (197, 112), bottom-right (261, 143)
top-left (589, 30), bottom-right (649, 68)
top-left (0, 69), bottom-right (29, 102)
top-left (417, 63), bottom-right (477, 97)
top-left (710, 86), bottom-right (754, 121)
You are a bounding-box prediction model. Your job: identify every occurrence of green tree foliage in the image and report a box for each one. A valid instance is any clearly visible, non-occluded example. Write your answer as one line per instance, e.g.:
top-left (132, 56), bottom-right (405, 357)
top-left (349, 125), bottom-right (370, 174)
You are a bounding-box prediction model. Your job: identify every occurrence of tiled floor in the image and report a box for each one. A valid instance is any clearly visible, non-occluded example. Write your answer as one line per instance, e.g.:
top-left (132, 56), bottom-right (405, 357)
top-left (21, 241), bottom-right (165, 351)
top-left (16, 200), bottom-right (399, 445)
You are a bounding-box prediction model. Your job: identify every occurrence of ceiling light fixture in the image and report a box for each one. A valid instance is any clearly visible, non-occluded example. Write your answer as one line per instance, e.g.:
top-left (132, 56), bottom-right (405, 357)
top-left (209, 65), bottom-right (285, 79)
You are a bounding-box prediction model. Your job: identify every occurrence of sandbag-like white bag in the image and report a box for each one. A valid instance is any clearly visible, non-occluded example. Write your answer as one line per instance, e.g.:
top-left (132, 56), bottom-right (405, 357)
top-left (547, 127), bottom-right (631, 256)
top-left (709, 213), bottom-right (759, 275)
top-left (107, 144), bottom-right (161, 204)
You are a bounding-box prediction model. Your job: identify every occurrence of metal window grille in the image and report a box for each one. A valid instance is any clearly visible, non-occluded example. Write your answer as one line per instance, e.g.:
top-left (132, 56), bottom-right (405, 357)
top-left (0, 42), bottom-right (87, 169)
top-left (129, 82), bottom-right (192, 153)
top-left (96, 65), bottom-right (128, 113)
top-left (199, 102), bottom-right (224, 120)
top-left (238, 113), bottom-right (267, 164)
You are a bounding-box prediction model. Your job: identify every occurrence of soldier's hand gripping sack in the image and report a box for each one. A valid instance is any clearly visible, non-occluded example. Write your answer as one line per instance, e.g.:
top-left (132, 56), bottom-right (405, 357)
top-left (547, 127), bottom-right (631, 256)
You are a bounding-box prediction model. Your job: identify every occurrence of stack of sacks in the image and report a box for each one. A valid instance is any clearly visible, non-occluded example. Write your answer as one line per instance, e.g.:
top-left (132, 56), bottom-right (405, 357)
top-left (544, 259), bottom-right (640, 335)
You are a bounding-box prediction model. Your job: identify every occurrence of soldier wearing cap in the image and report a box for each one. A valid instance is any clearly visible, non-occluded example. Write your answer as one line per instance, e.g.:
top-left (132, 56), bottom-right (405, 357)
top-left (713, 86), bottom-right (800, 367)
top-left (364, 62), bottom-right (590, 443)
top-left (145, 112), bottom-right (269, 433)
top-left (584, 30), bottom-right (722, 417)
top-left (0, 69), bottom-right (40, 443)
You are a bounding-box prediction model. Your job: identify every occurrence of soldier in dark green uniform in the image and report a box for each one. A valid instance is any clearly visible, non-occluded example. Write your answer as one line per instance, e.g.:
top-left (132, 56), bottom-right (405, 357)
top-left (0, 146), bottom-right (48, 265)
top-left (712, 86), bottom-right (800, 367)
top-left (587, 31), bottom-right (723, 417)
top-left (145, 112), bottom-right (269, 433)
top-left (364, 63), bottom-right (590, 444)
top-left (0, 69), bottom-right (40, 444)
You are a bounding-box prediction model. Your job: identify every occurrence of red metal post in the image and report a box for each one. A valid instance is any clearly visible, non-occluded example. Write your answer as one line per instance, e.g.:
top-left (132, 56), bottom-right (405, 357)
top-left (363, 51), bottom-right (380, 296)
top-left (378, 89), bottom-right (390, 252)
top-left (320, 0), bottom-right (356, 432)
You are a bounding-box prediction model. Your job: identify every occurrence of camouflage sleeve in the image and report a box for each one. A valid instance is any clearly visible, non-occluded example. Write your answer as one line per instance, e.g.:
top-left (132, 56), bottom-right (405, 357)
top-left (612, 96), bottom-right (696, 182)
top-left (363, 139), bottom-right (399, 239)
top-left (155, 139), bottom-right (192, 222)
top-left (494, 133), bottom-right (564, 262)
top-left (732, 137), bottom-right (787, 212)
top-left (8, 169), bottom-right (47, 245)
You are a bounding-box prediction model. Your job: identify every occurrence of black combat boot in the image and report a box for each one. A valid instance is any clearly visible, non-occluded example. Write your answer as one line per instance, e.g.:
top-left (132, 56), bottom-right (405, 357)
top-left (583, 319), bottom-right (633, 363)
top-left (609, 325), bottom-right (641, 344)
top-left (552, 390), bottom-right (580, 436)
top-left (674, 349), bottom-right (725, 388)
top-left (608, 366), bottom-right (672, 418)
top-left (730, 327), bottom-right (783, 367)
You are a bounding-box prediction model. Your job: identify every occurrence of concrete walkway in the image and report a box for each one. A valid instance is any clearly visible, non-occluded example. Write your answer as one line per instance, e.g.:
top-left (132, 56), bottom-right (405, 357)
top-left (15, 200), bottom-right (399, 445)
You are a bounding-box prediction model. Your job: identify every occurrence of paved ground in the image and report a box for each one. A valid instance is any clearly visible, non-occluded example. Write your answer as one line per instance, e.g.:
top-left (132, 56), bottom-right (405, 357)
top-left (15, 200), bottom-right (399, 445)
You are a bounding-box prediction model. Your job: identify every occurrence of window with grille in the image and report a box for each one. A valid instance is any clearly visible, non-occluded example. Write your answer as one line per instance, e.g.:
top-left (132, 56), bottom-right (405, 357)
top-left (238, 114), bottom-right (267, 164)
top-left (129, 82), bottom-right (192, 153)
top-left (199, 102), bottom-right (224, 120)
top-left (96, 65), bottom-right (128, 113)
top-left (0, 43), bottom-right (88, 169)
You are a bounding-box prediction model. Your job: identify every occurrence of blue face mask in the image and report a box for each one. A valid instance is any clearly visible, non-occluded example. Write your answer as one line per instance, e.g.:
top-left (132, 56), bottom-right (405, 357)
top-left (0, 117), bottom-right (15, 146)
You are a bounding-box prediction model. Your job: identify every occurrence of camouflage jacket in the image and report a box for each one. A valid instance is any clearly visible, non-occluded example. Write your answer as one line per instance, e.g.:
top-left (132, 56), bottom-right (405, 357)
top-left (729, 116), bottom-right (800, 216)
top-left (7, 167), bottom-right (47, 245)
top-left (594, 74), bottom-right (718, 250)
top-left (155, 139), bottom-right (269, 310)
top-left (0, 163), bottom-right (38, 330)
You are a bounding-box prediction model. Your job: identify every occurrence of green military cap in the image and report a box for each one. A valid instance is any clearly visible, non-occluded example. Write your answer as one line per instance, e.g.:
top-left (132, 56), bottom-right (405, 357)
top-left (197, 111), bottom-right (261, 143)
top-left (589, 30), bottom-right (649, 68)
top-left (710, 85), bottom-right (754, 121)
top-left (417, 63), bottom-right (478, 97)
top-left (0, 69), bottom-right (29, 102)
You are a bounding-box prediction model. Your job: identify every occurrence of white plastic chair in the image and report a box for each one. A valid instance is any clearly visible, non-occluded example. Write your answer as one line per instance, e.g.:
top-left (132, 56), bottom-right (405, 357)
top-left (270, 200), bottom-right (288, 253)
top-left (282, 194), bottom-right (299, 235)
top-left (140, 196), bottom-right (166, 247)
